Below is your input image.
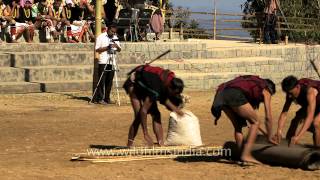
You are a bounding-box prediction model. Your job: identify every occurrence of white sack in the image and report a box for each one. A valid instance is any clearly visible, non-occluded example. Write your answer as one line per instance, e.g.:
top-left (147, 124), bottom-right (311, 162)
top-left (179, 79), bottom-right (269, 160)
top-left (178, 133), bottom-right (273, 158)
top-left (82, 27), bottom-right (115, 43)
top-left (165, 110), bottom-right (202, 146)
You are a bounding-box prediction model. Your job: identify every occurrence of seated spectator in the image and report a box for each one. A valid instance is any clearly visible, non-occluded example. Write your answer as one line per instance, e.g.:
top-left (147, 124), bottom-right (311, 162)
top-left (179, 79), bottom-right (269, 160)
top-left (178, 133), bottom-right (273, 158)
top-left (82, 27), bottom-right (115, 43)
top-left (33, 0), bottom-right (58, 42)
top-left (48, 0), bottom-right (64, 42)
top-left (63, 0), bottom-right (94, 43)
top-left (5, 0), bottom-right (20, 42)
top-left (16, 0), bottom-right (35, 42)
top-left (0, 0), bottom-right (10, 42)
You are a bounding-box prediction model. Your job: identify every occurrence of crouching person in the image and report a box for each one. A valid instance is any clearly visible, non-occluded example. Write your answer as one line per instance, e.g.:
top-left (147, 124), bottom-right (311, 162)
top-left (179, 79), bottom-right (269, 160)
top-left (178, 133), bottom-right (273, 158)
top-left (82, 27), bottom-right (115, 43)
top-left (123, 65), bottom-right (184, 147)
top-left (274, 76), bottom-right (320, 147)
top-left (211, 75), bottom-right (277, 164)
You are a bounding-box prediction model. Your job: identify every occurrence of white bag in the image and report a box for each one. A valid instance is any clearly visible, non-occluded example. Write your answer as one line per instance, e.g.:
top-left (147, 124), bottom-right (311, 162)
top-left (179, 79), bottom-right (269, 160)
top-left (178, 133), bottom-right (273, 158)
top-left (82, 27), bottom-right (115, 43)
top-left (165, 110), bottom-right (203, 146)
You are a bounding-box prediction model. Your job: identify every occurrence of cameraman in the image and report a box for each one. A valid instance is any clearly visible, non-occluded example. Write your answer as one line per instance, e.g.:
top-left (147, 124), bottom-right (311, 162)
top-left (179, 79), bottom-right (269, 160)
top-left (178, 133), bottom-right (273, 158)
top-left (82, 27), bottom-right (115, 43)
top-left (94, 23), bottom-right (121, 104)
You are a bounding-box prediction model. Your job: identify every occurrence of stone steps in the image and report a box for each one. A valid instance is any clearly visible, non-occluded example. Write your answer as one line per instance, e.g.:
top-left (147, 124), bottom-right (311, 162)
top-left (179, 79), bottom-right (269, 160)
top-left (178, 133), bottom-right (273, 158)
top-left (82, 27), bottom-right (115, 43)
top-left (175, 72), bottom-right (252, 90)
top-left (0, 54), bottom-right (11, 67)
top-left (38, 80), bottom-right (93, 93)
top-left (3, 56), bottom-right (284, 83)
top-left (0, 43), bottom-right (94, 52)
top-left (1, 42), bottom-right (291, 67)
top-left (12, 52), bottom-right (93, 67)
top-left (33, 71), bottom-right (253, 93)
top-left (0, 67), bottom-right (26, 82)
top-left (3, 41), bottom-right (311, 94)
top-left (152, 57), bottom-right (284, 73)
top-left (23, 65), bottom-right (93, 82)
top-left (0, 82), bottom-right (42, 94)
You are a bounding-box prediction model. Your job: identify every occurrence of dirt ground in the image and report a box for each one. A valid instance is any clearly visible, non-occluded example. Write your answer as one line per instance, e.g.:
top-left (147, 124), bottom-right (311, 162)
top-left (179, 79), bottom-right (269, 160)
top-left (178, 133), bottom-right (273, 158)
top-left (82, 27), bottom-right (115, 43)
top-left (0, 90), bottom-right (319, 180)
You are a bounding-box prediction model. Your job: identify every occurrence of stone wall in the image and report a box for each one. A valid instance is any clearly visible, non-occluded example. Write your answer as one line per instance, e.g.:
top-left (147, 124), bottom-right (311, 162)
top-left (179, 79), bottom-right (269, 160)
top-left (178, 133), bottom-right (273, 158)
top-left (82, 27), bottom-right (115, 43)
top-left (0, 42), bottom-right (319, 93)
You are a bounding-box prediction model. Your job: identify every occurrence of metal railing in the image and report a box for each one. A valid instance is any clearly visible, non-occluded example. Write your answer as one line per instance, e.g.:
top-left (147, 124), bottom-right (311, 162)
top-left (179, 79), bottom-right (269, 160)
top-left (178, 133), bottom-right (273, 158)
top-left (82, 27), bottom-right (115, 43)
top-left (165, 8), bottom-right (320, 43)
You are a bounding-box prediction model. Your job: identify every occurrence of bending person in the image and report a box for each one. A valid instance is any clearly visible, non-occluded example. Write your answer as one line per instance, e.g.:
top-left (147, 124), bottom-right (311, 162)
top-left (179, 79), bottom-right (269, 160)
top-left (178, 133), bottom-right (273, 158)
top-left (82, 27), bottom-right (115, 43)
top-left (123, 64), bottom-right (184, 147)
top-left (211, 75), bottom-right (277, 164)
top-left (274, 76), bottom-right (320, 147)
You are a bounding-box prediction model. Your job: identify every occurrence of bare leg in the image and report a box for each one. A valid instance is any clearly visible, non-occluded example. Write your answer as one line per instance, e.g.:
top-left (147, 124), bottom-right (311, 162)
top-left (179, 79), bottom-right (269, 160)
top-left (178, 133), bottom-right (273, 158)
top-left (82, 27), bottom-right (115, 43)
top-left (223, 108), bottom-right (243, 150)
top-left (313, 113), bottom-right (320, 147)
top-left (150, 103), bottom-right (163, 146)
top-left (29, 26), bottom-right (34, 42)
top-left (15, 28), bottom-right (25, 41)
top-left (139, 96), bottom-right (154, 147)
top-left (127, 87), bottom-right (142, 147)
top-left (232, 103), bottom-right (261, 164)
top-left (286, 108), bottom-right (305, 141)
top-left (24, 28), bottom-right (31, 43)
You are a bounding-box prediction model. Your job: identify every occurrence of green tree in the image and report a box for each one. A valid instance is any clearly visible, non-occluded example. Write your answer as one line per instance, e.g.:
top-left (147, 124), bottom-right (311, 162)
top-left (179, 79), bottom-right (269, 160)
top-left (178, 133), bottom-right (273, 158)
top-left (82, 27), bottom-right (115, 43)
top-left (242, 0), bottom-right (320, 43)
top-left (173, 6), bottom-right (191, 28)
top-left (189, 19), bottom-right (199, 29)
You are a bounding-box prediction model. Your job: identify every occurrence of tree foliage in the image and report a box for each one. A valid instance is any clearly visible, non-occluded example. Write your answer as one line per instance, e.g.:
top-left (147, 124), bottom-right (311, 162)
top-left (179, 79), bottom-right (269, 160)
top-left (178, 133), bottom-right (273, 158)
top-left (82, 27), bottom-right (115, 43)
top-left (242, 0), bottom-right (320, 43)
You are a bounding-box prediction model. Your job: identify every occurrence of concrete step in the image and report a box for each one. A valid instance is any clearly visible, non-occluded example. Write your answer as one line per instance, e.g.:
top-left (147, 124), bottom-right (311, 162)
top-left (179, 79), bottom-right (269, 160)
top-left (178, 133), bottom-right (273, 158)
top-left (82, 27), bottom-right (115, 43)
top-left (11, 52), bottom-right (147, 67)
top-left (96, 56), bottom-right (284, 80)
top-left (0, 67), bottom-right (26, 82)
top-left (16, 56), bottom-right (284, 82)
top-left (0, 54), bottom-right (11, 67)
top-left (24, 65), bottom-right (93, 82)
top-left (37, 80), bottom-right (92, 92)
top-left (122, 56), bottom-right (284, 73)
top-left (0, 43), bottom-right (94, 53)
top-left (0, 82), bottom-right (41, 94)
top-left (13, 52), bottom-right (93, 67)
top-left (36, 79), bottom-right (126, 93)
top-left (176, 72), bottom-right (252, 90)
top-left (0, 71), bottom-right (282, 93)
top-left (0, 42), bottom-right (207, 61)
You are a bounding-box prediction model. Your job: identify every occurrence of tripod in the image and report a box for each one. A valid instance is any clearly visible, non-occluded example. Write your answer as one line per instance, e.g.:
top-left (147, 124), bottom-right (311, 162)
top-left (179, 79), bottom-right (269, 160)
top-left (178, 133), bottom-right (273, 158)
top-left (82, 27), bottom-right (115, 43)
top-left (90, 49), bottom-right (121, 106)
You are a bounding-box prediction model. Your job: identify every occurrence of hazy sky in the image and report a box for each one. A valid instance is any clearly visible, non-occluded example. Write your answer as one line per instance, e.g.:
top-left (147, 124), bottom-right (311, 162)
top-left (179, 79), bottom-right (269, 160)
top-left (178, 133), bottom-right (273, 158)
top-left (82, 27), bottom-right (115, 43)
top-left (170, 0), bottom-right (246, 12)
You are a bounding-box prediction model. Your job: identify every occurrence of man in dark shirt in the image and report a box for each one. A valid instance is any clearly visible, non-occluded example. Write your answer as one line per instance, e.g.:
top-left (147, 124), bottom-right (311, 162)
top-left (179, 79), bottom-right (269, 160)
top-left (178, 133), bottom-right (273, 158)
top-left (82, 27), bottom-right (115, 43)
top-left (274, 76), bottom-right (320, 148)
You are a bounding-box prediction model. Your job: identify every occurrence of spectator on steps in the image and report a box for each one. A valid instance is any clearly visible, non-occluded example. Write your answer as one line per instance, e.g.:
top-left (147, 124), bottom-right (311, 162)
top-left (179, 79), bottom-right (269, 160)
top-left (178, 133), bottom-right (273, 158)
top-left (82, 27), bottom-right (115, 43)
top-left (149, 8), bottom-right (163, 40)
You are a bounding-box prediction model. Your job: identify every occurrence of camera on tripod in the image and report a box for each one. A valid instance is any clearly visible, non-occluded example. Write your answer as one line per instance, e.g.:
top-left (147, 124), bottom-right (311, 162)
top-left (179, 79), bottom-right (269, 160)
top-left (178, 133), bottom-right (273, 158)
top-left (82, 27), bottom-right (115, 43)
top-left (108, 39), bottom-right (119, 54)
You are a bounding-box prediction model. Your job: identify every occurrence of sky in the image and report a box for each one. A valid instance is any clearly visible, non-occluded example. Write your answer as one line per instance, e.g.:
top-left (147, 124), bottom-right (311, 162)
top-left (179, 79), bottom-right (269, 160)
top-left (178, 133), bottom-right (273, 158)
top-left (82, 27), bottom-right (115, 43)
top-left (169, 0), bottom-right (250, 37)
top-left (170, 0), bottom-right (246, 13)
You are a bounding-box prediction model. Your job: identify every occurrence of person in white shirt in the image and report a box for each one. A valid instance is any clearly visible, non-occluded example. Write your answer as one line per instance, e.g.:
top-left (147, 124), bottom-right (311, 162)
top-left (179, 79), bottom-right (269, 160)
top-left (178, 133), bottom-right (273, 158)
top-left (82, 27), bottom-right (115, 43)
top-left (94, 23), bottom-right (121, 104)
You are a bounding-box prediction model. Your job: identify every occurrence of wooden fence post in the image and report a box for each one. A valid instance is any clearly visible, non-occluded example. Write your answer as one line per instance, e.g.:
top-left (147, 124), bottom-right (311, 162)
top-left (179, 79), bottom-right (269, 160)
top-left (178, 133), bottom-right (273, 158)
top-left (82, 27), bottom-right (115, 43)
top-left (277, 16), bottom-right (281, 42)
top-left (179, 23), bottom-right (183, 40)
top-left (259, 27), bottom-right (262, 45)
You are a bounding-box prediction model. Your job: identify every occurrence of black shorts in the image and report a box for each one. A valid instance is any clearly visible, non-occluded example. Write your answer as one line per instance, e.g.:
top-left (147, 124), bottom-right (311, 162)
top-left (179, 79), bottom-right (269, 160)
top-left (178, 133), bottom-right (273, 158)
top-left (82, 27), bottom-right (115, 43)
top-left (123, 77), bottom-right (133, 94)
top-left (291, 107), bottom-right (320, 133)
top-left (212, 88), bottom-right (249, 123)
top-left (220, 88), bottom-right (248, 107)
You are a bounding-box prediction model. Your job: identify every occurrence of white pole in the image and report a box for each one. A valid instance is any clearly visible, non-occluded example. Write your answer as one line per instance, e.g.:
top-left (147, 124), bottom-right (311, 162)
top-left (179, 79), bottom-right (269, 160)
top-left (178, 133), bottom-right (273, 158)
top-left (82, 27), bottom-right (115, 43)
top-left (113, 54), bottom-right (121, 106)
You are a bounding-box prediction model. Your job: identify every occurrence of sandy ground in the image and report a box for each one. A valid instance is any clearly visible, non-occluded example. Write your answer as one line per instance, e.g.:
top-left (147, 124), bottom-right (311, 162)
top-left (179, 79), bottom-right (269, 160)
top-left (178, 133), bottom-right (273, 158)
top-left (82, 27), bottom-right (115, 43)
top-left (0, 90), bottom-right (319, 180)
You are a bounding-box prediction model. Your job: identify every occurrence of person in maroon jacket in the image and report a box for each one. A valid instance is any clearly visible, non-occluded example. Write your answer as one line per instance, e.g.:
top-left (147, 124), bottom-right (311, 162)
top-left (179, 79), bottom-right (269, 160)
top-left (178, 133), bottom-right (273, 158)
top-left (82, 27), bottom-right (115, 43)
top-left (274, 76), bottom-right (320, 148)
top-left (211, 75), bottom-right (276, 164)
top-left (123, 64), bottom-right (184, 147)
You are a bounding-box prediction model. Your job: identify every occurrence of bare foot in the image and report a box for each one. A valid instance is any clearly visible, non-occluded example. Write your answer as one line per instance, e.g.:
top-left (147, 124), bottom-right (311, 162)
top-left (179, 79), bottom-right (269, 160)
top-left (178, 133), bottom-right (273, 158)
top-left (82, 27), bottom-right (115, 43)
top-left (157, 140), bottom-right (164, 147)
top-left (127, 140), bottom-right (134, 148)
top-left (144, 134), bottom-right (154, 147)
top-left (241, 155), bottom-right (262, 165)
